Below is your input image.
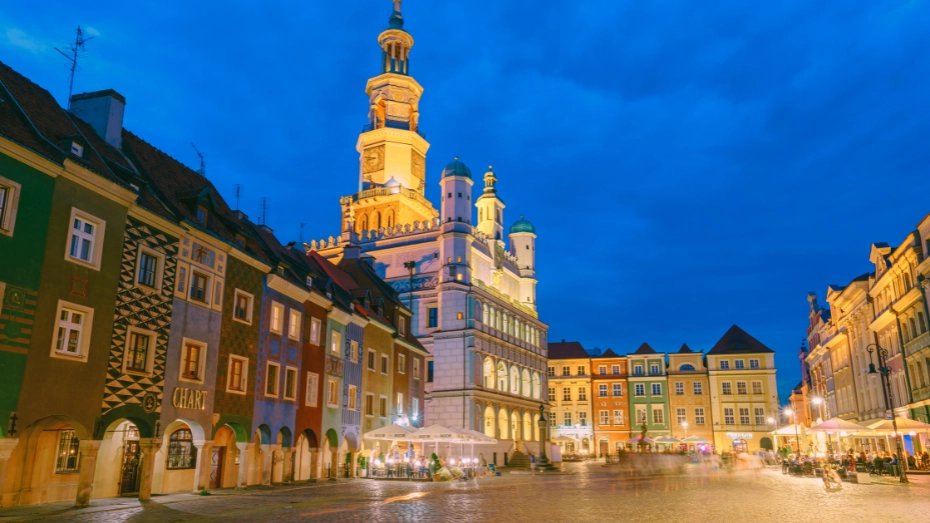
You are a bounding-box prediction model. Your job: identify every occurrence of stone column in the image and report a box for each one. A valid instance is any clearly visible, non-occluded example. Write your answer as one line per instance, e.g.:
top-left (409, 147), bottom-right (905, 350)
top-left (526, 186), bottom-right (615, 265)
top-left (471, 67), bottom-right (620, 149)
top-left (137, 438), bottom-right (161, 501)
top-left (190, 440), bottom-right (212, 493)
top-left (260, 444), bottom-right (274, 485)
top-left (309, 448), bottom-right (320, 480)
top-left (329, 449), bottom-right (338, 480)
top-left (0, 438), bottom-right (19, 507)
top-left (74, 440), bottom-right (102, 507)
top-left (236, 443), bottom-right (249, 488)
top-left (282, 448), bottom-right (294, 484)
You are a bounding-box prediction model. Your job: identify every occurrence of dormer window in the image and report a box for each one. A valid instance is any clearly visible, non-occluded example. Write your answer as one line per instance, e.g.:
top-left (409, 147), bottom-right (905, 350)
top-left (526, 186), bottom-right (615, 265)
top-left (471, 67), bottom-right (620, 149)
top-left (196, 206), bottom-right (208, 225)
top-left (70, 142), bottom-right (84, 157)
top-left (305, 276), bottom-right (313, 287)
top-left (277, 265), bottom-right (285, 276)
top-left (234, 234), bottom-right (246, 247)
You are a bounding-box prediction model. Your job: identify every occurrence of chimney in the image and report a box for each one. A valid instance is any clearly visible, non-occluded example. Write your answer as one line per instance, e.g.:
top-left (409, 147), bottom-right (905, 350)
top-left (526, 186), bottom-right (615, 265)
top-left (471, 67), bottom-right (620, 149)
top-left (69, 89), bottom-right (126, 149)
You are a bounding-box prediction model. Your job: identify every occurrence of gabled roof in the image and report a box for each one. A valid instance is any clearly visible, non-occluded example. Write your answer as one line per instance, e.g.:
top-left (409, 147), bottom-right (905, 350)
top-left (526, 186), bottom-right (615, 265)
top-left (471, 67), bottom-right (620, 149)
top-left (633, 343), bottom-right (656, 355)
top-left (547, 341), bottom-right (589, 359)
top-left (598, 348), bottom-right (621, 358)
top-left (708, 325), bottom-right (774, 355)
top-left (678, 344), bottom-right (694, 354)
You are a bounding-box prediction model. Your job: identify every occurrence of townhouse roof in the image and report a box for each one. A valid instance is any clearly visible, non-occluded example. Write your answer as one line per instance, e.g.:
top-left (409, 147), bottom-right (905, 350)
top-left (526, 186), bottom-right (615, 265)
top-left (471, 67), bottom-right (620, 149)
top-left (598, 348), bottom-right (621, 358)
top-left (632, 342), bottom-right (657, 355)
top-left (305, 250), bottom-right (359, 313)
top-left (708, 325), bottom-right (774, 355)
top-left (547, 341), bottom-right (589, 359)
top-left (677, 344), bottom-right (695, 353)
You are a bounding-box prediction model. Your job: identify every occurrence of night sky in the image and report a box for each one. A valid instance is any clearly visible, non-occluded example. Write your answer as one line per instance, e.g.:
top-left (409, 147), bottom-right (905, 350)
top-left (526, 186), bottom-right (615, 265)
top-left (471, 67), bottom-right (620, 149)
top-left (3, 1), bottom-right (930, 400)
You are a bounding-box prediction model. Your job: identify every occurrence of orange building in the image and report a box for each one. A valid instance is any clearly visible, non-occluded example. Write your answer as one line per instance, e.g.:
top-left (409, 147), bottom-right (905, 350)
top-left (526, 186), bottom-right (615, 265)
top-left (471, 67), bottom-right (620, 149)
top-left (591, 349), bottom-right (629, 457)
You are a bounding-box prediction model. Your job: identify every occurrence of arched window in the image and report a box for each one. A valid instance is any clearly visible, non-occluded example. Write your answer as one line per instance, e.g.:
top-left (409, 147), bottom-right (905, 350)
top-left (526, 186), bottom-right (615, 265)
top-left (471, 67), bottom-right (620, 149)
top-left (385, 210), bottom-right (395, 229)
top-left (358, 214), bottom-right (368, 234)
top-left (510, 366), bottom-right (520, 394)
top-left (373, 211), bottom-right (381, 231)
top-left (679, 364), bottom-right (696, 371)
top-left (497, 362), bottom-right (508, 391)
top-left (483, 358), bottom-right (494, 389)
top-left (167, 429), bottom-right (196, 469)
top-left (496, 209), bottom-right (501, 224)
top-left (521, 369), bottom-right (531, 396)
top-left (532, 372), bottom-right (541, 399)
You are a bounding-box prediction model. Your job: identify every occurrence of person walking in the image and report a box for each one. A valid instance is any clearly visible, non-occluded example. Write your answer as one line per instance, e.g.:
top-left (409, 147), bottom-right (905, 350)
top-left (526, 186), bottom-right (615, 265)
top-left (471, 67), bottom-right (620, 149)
top-left (529, 452), bottom-right (537, 475)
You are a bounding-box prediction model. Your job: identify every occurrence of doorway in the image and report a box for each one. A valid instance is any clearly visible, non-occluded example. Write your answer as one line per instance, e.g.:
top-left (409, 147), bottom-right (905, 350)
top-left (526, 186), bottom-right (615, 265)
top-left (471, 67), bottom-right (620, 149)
top-left (733, 439), bottom-right (748, 453)
top-left (120, 437), bottom-right (141, 495)
top-left (210, 447), bottom-right (226, 489)
top-left (599, 440), bottom-right (609, 457)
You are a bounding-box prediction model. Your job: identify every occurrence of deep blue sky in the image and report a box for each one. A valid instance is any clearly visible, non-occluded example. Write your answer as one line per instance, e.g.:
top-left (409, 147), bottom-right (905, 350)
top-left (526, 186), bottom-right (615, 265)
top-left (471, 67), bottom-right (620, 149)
top-left (4, 1), bottom-right (930, 400)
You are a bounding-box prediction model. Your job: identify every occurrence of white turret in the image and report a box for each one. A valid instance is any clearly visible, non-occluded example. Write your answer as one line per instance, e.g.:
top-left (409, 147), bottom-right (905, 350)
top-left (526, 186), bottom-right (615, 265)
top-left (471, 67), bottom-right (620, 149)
top-left (509, 216), bottom-right (537, 310)
top-left (475, 166), bottom-right (505, 240)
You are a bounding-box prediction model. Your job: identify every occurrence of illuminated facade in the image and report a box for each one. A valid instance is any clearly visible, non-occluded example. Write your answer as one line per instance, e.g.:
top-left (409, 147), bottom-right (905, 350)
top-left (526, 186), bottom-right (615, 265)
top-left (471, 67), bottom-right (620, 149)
top-left (310, 0), bottom-right (548, 461)
top-left (547, 342), bottom-right (594, 455)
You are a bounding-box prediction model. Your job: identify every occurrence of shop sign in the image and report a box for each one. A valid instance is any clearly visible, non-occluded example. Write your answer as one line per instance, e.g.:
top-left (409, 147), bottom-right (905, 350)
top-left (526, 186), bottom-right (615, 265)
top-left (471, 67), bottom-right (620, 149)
top-left (726, 432), bottom-right (753, 439)
top-left (172, 387), bottom-right (208, 410)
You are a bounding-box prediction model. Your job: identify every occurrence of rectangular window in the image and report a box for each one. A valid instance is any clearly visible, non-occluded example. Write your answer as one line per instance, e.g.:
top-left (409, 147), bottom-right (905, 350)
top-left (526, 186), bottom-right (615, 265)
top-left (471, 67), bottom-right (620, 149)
top-left (598, 366), bottom-right (606, 375)
top-left (634, 383), bottom-right (645, 396)
top-left (578, 387), bottom-right (587, 401)
top-left (428, 307), bottom-right (438, 328)
top-left (562, 366), bottom-right (570, 377)
top-left (365, 393), bottom-right (374, 416)
top-left (227, 356), bottom-right (248, 393)
top-left (650, 364), bottom-right (660, 375)
top-left (166, 429), bottom-right (196, 469)
top-left (652, 407), bottom-right (664, 425)
top-left (735, 360), bottom-right (745, 370)
top-left (396, 392), bottom-right (404, 414)
top-left (213, 281), bottom-right (222, 306)
top-left (749, 359), bottom-right (760, 369)
top-left (598, 384), bottom-right (608, 397)
top-left (306, 372), bottom-right (319, 406)
top-left (676, 408), bottom-right (687, 425)
top-left (695, 408), bottom-right (705, 425)
top-left (55, 305), bottom-right (88, 357)
top-left (736, 381), bottom-right (747, 395)
top-left (636, 407), bottom-right (647, 424)
top-left (367, 349), bottom-right (376, 370)
top-left (720, 360), bottom-right (730, 370)
top-left (270, 302), bottom-right (284, 334)
top-left (548, 387), bottom-right (556, 401)
top-left (68, 213), bottom-right (98, 265)
top-left (754, 407), bottom-right (765, 426)
top-left (233, 290), bottom-right (253, 324)
top-left (399, 316), bottom-right (406, 335)
top-left (675, 382), bottom-right (684, 395)
top-left (564, 412), bottom-right (572, 426)
top-left (181, 342), bottom-right (204, 381)
top-left (310, 317), bottom-right (322, 345)
top-left (577, 365), bottom-right (586, 376)
top-left (413, 398), bottom-right (419, 419)
top-left (284, 366), bottom-right (298, 400)
top-left (722, 382), bottom-right (732, 395)
top-left (613, 410), bottom-right (624, 426)
top-left (196, 206), bottom-right (208, 225)
top-left (413, 358), bottom-right (420, 380)
top-left (724, 408), bottom-right (734, 425)
top-left (138, 251), bottom-right (158, 288)
top-left (739, 408), bottom-right (750, 425)
top-left (651, 383), bottom-right (662, 396)
top-left (379, 396), bottom-right (388, 417)
top-left (381, 354), bottom-right (389, 374)
top-left (288, 309), bottom-right (301, 340)
top-left (612, 365), bottom-right (620, 375)
top-left (427, 361), bottom-right (434, 382)
top-left (549, 416), bottom-right (557, 428)
top-left (613, 383), bottom-right (622, 396)
top-left (265, 362), bottom-right (280, 397)
top-left (693, 382), bottom-right (703, 395)
top-left (349, 341), bottom-right (359, 363)
top-left (751, 381), bottom-right (763, 395)
top-left (327, 378), bottom-right (338, 408)
top-left (0, 177), bottom-right (22, 236)
top-left (55, 430), bottom-right (80, 473)
top-left (633, 365), bottom-right (643, 376)
top-left (330, 330), bottom-right (341, 354)
top-left (579, 412), bottom-right (588, 426)
top-left (125, 332), bottom-right (151, 373)
top-left (189, 272), bottom-right (209, 303)
top-left (599, 410), bottom-right (610, 425)
top-left (398, 354), bottom-right (406, 374)
top-left (547, 366), bottom-right (555, 377)
top-left (348, 385), bottom-right (358, 410)
top-left (562, 387), bottom-right (571, 401)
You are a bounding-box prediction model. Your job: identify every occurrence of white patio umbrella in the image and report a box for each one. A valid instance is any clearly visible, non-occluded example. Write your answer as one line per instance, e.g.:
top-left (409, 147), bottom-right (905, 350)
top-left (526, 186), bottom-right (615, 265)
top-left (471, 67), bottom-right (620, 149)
top-left (362, 424), bottom-right (416, 441)
top-left (681, 435), bottom-right (712, 443)
top-left (551, 435), bottom-right (579, 443)
top-left (654, 436), bottom-right (682, 444)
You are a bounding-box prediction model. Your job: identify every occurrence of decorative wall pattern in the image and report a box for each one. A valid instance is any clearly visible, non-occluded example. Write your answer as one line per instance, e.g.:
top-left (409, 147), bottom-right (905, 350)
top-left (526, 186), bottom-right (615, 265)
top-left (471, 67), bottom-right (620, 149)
top-left (0, 285), bottom-right (37, 354)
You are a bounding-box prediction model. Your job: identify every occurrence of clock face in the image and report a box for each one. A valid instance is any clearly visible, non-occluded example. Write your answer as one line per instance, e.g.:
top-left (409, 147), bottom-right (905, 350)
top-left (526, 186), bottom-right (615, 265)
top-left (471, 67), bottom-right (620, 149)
top-left (363, 145), bottom-right (385, 174)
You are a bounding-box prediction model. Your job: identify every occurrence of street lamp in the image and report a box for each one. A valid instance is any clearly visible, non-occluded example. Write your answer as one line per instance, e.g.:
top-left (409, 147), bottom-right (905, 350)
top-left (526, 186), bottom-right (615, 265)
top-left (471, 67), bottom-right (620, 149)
top-left (866, 344), bottom-right (908, 483)
top-left (785, 407), bottom-right (800, 455)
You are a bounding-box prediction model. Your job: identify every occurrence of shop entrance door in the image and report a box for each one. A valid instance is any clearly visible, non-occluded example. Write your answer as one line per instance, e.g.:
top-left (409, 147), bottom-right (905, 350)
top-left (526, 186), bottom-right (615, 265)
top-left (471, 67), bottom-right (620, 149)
top-left (599, 440), bottom-right (608, 456)
top-left (210, 447), bottom-right (225, 489)
top-left (733, 439), bottom-right (748, 453)
top-left (119, 441), bottom-right (141, 495)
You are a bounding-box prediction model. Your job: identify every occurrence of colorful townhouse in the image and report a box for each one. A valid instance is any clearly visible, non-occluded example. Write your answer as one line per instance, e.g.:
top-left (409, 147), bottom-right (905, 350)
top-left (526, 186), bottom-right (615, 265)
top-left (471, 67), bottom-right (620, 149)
top-left (590, 349), bottom-right (629, 457)
top-left (627, 344), bottom-right (670, 440)
top-left (547, 341), bottom-right (593, 455)
top-left (667, 345), bottom-right (713, 445)
top-left (707, 325), bottom-right (779, 453)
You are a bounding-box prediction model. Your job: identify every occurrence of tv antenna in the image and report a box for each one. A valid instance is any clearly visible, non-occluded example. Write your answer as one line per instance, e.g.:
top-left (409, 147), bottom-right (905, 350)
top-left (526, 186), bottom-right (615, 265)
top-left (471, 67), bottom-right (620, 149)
top-left (235, 184), bottom-right (242, 210)
top-left (55, 26), bottom-right (94, 108)
top-left (261, 197), bottom-right (268, 225)
top-left (190, 143), bottom-right (205, 176)
top-left (299, 222), bottom-right (307, 242)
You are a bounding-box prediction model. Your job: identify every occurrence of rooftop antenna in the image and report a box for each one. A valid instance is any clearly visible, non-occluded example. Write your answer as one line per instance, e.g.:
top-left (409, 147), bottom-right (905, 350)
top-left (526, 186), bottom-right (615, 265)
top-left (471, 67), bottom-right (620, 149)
top-left (55, 26), bottom-right (94, 108)
top-left (261, 197), bottom-right (268, 225)
top-left (299, 222), bottom-right (307, 242)
top-left (190, 143), bottom-right (205, 176)
top-left (235, 184), bottom-right (242, 210)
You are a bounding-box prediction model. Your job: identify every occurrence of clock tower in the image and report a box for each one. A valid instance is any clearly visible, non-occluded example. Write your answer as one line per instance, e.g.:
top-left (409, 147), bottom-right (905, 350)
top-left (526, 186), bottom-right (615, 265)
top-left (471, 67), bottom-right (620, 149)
top-left (341, 0), bottom-right (438, 234)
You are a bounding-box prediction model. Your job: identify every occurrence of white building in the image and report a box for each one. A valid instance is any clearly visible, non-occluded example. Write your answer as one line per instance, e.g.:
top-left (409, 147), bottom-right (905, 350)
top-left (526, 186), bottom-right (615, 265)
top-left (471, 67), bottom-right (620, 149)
top-left (309, 1), bottom-right (549, 461)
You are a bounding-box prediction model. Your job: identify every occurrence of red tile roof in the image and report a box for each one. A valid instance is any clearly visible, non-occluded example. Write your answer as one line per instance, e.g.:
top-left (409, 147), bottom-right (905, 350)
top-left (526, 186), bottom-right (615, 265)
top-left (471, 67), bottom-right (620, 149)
top-left (548, 341), bottom-right (589, 359)
top-left (633, 343), bottom-right (657, 355)
top-left (708, 325), bottom-right (774, 355)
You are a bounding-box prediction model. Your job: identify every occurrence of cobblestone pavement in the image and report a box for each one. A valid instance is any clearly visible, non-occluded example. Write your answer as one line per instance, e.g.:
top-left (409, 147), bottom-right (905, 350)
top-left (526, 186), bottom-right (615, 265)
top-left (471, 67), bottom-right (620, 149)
top-left (3, 462), bottom-right (930, 522)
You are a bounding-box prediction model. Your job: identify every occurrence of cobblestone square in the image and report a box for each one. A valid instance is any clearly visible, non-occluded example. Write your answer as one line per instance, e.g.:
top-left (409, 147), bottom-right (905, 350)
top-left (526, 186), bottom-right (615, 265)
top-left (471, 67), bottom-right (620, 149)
top-left (3, 462), bottom-right (929, 523)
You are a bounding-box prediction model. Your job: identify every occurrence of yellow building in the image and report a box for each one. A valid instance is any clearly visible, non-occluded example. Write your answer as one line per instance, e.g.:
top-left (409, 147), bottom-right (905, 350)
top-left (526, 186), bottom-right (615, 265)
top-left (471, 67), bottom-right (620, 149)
top-left (707, 326), bottom-right (779, 453)
top-left (667, 345), bottom-right (713, 445)
top-left (547, 342), bottom-right (593, 455)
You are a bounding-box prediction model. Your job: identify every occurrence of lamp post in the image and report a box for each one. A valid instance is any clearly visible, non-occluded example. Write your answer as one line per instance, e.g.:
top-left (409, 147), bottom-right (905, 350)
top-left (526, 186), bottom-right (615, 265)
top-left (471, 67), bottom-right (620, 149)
top-left (785, 407), bottom-right (800, 455)
top-left (403, 261), bottom-right (416, 315)
top-left (866, 344), bottom-right (908, 483)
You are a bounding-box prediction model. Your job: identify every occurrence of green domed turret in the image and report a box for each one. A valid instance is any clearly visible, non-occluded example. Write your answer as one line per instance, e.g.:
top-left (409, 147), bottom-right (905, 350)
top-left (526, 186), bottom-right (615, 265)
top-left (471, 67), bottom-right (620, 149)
top-left (510, 217), bottom-right (535, 234)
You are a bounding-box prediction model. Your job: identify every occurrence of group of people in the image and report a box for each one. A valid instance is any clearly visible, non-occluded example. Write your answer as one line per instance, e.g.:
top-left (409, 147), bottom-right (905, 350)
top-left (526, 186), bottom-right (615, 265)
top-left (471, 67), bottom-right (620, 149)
top-left (839, 450), bottom-right (929, 474)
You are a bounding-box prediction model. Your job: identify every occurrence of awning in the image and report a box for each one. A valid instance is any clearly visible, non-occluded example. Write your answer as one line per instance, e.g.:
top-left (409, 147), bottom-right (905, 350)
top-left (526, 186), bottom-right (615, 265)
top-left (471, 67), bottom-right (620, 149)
top-left (809, 418), bottom-right (870, 433)
top-left (408, 424), bottom-right (475, 443)
top-left (867, 417), bottom-right (930, 433)
top-left (770, 424), bottom-right (806, 436)
top-left (362, 424), bottom-right (416, 441)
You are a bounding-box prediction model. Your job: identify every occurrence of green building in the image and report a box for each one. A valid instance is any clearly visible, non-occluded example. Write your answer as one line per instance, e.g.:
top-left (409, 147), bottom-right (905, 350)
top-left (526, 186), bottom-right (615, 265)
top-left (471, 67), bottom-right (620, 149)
top-left (627, 343), bottom-right (670, 440)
